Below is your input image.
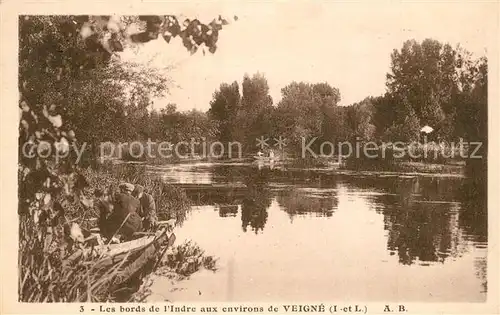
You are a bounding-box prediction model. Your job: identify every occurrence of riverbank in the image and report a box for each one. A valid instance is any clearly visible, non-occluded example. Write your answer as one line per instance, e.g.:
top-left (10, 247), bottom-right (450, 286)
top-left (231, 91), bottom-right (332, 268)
top-left (395, 161), bottom-right (464, 174)
top-left (61, 164), bottom-right (218, 302)
top-left (102, 140), bottom-right (467, 177)
top-left (287, 158), bottom-right (465, 176)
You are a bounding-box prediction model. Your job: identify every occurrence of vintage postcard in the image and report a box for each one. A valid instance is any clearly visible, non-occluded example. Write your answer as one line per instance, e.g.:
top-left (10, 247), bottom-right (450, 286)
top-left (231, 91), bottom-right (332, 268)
top-left (0, 0), bottom-right (499, 314)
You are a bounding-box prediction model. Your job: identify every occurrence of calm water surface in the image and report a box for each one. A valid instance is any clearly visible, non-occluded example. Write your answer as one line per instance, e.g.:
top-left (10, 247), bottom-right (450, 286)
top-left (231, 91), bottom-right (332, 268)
top-left (146, 162), bottom-right (487, 302)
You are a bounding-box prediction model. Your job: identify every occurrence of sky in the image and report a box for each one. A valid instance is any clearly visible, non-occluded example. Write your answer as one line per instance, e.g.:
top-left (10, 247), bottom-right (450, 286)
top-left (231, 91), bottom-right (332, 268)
top-left (118, 1), bottom-right (497, 112)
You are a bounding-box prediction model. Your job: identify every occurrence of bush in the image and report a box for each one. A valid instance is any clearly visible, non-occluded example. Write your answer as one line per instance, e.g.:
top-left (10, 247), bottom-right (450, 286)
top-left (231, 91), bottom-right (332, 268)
top-left (343, 145), bottom-right (396, 171)
top-left (84, 163), bottom-right (191, 225)
top-left (19, 163), bottom-right (193, 302)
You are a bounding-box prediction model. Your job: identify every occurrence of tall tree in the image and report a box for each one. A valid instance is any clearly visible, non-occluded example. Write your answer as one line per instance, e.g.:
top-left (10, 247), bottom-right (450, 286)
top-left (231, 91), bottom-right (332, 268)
top-left (461, 58), bottom-right (487, 198)
top-left (386, 39), bottom-right (458, 137)
top-left (372, 94), bottom-right (396, 138)
top-left (384, 98), bottom-right (421, 142)
top-left (345, 97), bottom-right (376, 141)
top-left (236, 73), bottom-right (274, 152)
top-left (275, 81), bottom-right (341, 154)
top-left (312, 82), bottom-right (341, 107)
top-left (158, 107), bottom-right (218, 153)
top-left (208, 82), bottom-right (241, 144)
top-left (313, 82), bottom-right (342, 145)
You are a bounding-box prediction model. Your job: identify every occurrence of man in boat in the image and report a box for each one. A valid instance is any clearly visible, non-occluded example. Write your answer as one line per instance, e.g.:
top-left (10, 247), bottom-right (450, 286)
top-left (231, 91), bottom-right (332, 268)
top-left (132, 184), bottom-right (158, 231)
top-left (95, 188), bottom-right (114, 236)
top-left (100, 183), bottom-right (143, 241)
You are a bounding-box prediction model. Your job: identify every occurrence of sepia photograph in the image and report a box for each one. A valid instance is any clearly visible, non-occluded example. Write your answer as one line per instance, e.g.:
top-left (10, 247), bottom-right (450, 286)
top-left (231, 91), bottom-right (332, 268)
top-left (1, 0), bottom-right (498, 312)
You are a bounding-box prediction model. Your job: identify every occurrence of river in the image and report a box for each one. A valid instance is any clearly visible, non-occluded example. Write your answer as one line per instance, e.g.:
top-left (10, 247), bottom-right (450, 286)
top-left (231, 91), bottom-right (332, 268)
top-left (144, 162), bottom-right (487, 302)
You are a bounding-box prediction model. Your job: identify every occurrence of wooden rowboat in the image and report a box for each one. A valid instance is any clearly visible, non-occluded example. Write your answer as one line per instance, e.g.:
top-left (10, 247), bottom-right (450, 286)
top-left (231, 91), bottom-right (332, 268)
top-left (63, 220), bottom-right (177, 299)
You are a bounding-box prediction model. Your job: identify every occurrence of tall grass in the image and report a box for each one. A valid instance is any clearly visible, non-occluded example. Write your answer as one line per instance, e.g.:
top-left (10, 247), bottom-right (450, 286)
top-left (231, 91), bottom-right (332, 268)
top-left (19, 162), bottom-right (193, 302)
top-left (19, 215), bottom-right (143, 302)
top-left (343, 146), bottom-right (396, 171)
top-left (85, 163), bottom-right (191, 225)
top-left (342, 142), bottom-right (466, 172)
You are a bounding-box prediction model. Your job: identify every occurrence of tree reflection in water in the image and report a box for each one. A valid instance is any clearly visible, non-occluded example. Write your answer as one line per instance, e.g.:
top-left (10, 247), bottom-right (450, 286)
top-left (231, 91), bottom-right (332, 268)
top-left (241, 167), bottom-right (272, 234)
top-left (276, 188), bottom-right (337, 221)
top-left (161, 162), bottom-right (488, 295)
top-left (366, 175), bottom-right (487, 276)
top-left (381, 198), bottom-right (459, 265)
top-left (458, 163), bottom-right (487, 293)
top-left (218, 204), bottom-right (238, 217)
top-left (457, 177), bottom-right (487, 243)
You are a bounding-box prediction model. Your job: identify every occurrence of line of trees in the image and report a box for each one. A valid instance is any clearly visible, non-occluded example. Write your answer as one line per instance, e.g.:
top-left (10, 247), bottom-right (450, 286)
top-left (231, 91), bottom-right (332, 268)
top-left (200, 38), bottom-right (487, 157)
top-left (57, 37), bottom-right (486, 163)
top-left (18, 19), bottom-right (487, 164)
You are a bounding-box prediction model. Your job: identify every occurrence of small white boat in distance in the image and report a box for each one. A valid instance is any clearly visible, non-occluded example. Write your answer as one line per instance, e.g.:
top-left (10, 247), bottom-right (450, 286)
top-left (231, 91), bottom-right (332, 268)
top-left (253, 155), bottom-right (277, 161)
top-left (253, 149), bottom-right (279, 162)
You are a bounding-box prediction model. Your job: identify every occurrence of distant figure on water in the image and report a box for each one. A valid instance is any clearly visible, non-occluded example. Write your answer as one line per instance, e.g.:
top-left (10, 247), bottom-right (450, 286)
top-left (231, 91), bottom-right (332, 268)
top-left (132, 184), bottom-right (158, 231)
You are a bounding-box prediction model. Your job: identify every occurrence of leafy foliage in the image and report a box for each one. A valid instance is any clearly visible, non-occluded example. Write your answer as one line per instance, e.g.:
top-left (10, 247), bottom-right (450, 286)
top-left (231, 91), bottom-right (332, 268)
top-left (207, 81), bottom-right (241, 144)
top-left (380, 39), bottom-right (486, 141)
top-left (90, 164), bottom-right (191, 224)
top-left (18, 14), bottom-right (234, 302)
top-left (344, 97), bottom-right (376, 141)
top-left (204, 39), bottom-right (486, 165)
top-left (159, 107), bottom-right (219, 147)
top-left (273, 81), bottom-right (341, 153)
top-left (235, 73), bottom-right (275, 151)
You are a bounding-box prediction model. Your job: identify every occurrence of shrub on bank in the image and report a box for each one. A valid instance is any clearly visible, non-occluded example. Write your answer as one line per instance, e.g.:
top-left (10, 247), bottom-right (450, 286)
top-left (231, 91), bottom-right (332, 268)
top-left (86, 163), bottom-right (191, 225)
top-left (19, 163), bottom-right (193, 302)
top-left (343, 146), bottom-right (396, 171)
top-left (341, 142), bottom-right (466, 172)
top-left (288, 156), bottom-right (331, 168)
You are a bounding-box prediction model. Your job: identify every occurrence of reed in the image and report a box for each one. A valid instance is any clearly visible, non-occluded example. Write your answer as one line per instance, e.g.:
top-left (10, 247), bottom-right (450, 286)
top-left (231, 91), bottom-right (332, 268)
top-left (18, 217), bottom-right (135, 302)
top-left (88, 164), bottom-right (191, 224)
top-left (18, 163), bottom-right (193, 302)
top-left (162, 240), bottom-right (218, 277)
